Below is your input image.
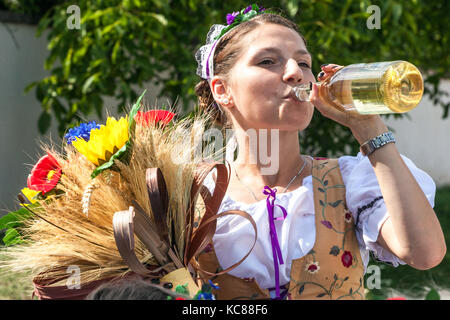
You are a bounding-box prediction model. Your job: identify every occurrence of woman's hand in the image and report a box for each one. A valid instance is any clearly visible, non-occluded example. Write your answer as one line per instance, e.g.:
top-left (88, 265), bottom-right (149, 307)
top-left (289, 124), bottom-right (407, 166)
top-left (309, 63), bottom-right (388, 144)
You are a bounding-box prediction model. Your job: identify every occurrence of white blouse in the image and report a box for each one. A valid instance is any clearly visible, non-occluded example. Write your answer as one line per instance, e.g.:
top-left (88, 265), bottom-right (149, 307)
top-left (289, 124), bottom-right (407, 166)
top-left (202, 153), bottom-right (436, 291)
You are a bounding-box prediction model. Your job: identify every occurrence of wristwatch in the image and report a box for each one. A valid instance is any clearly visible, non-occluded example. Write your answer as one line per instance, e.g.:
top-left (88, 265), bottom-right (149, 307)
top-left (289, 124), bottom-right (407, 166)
top-left (360, 131), bottom-right (396, 156)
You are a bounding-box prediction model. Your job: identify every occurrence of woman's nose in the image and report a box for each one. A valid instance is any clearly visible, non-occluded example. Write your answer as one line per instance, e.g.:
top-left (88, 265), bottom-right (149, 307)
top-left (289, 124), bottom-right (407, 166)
top-left (283, 59), bottom-right (303, 84)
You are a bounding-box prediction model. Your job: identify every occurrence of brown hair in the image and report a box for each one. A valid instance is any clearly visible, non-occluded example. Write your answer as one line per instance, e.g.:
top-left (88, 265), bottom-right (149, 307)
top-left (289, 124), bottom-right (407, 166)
top-left (195, 13), bottom-right (306, 128)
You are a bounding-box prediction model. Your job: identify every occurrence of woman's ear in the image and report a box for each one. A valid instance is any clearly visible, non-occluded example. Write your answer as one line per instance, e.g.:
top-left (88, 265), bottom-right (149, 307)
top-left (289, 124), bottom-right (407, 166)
top-left (210, 76), bottom-right (233, 109)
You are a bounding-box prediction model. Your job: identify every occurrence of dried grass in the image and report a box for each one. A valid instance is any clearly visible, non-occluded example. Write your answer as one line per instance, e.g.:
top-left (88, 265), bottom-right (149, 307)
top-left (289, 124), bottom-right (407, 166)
top-left (0, 107), bottom-right (226, 287)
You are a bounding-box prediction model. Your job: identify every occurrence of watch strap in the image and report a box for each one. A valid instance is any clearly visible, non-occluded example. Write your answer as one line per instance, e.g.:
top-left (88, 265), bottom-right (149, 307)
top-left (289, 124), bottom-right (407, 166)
top-left (360, 131), bottom-right (396, 156)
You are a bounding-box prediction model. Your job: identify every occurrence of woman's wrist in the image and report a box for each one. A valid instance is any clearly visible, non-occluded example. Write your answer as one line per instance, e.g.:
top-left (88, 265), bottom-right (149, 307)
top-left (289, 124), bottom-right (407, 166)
top-left (350, 116), bottom-right (389, 145)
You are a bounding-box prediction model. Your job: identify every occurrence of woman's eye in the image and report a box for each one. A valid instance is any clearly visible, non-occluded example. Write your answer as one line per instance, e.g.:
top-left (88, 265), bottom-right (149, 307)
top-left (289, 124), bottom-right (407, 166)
top-left (298, 62), bottom-right (311, 68)
top-left (259, 59), bottom-right (275, 65)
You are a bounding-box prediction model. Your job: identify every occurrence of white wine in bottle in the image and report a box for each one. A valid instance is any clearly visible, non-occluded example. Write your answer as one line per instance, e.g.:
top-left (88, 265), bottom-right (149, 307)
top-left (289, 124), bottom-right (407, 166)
top-left (293, 61), bottom-right (424, 114)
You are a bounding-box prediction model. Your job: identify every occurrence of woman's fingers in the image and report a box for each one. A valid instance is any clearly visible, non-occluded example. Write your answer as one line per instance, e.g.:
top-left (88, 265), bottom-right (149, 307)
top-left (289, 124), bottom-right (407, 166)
top-left (321, 64), bottom-right (341, 72)
top-left (318, 64), bottom-right (343, 81)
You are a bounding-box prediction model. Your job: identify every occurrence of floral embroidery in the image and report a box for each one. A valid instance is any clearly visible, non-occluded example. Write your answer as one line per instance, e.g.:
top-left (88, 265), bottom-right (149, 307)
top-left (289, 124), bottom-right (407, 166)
top-left (341, 251), bottom-right (353, 268)
top-left (329, 245), bottom-right (340, 256)
top-left (292, 274), bottom-right (364, 299)
top-left (344, 209), bottom-right (353, 223)
top-left (305, 261), bottom-right (320, 274)
top-left (287, 159), bottom-right (364, 300)
top-left (321, 220), bottom-right (333, 229)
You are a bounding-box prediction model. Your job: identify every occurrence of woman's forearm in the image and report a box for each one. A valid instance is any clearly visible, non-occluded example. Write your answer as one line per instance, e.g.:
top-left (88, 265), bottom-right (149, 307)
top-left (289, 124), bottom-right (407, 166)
top-left (351, 119), bottom-right (446, 269)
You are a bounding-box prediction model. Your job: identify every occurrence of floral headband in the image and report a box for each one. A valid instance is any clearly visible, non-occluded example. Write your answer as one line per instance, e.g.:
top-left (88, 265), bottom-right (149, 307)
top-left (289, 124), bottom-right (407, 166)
top-left (195, 4), bottom-right (268, 80)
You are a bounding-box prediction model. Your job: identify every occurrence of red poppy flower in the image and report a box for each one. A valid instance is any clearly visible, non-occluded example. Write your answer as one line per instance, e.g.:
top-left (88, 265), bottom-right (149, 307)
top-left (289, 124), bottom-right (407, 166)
top-left (175, 297), bottom-right (186, 300)
top-left (135, 110), bottom-right (176, 127)
top-left (341, 250), bottom-right (353, 268)
top-left (27, 153), bottom-right (62, 195)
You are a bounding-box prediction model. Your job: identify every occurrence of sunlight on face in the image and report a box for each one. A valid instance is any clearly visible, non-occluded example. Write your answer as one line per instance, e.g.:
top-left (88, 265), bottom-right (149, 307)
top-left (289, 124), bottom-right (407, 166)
top-left (227, 23), bottom-right (316, 131)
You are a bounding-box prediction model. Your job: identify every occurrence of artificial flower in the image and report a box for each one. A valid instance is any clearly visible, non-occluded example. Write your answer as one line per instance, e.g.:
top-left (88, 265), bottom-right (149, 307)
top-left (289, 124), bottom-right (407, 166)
top-left (208, 280), bottom-right (220, 290)
top-left (216, 4), bottom-right (267, 40)
top-left (226, 11), bottom-right (239, 25)
top-left (72, 116), bottom-right (129, 167)
top-left (64, 121), bottom-right (101, 145)
top-left (27, 153), bottom-right (62, 195)
top-left (305, 261), bottom-right (320, 274)
top-left (341, 251), bottom-right (353, 268)
top-left (134, 110), bottom-right (176, 127)
top-left (20, 187), bottom-right (40, 205)
top-left (243, 5), bottom-right (253, 14)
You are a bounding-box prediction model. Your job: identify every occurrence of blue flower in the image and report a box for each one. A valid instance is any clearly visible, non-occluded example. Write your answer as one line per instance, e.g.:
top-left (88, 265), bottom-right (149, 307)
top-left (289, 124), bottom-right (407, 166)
top-left (208, 280), bottom-right (220, 290)
top-left (64, 121), bottom-right (101, 145)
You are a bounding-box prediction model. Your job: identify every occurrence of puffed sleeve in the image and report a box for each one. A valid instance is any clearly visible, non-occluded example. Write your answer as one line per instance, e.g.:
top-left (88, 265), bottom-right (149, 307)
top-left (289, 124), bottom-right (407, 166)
top-left (339, 152), bottom-right (436, 267)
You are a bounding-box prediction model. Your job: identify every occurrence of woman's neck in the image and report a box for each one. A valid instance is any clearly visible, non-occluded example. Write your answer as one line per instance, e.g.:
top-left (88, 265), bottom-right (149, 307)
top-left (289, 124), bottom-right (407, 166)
top-left (231, 127), bottom-right (306, 188)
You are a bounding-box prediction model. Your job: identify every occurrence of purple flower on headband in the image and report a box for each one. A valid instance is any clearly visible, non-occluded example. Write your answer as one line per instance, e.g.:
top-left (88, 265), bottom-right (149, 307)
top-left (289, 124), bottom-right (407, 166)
top-left (226, 11), bottom-right (239, 25)
top-left (243, 5), bottom-right (252, 14)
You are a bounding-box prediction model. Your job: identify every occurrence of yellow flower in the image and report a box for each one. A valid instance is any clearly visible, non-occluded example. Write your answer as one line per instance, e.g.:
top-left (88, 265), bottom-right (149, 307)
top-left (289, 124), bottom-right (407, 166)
top-left (72, 116), bottom-right (129, 166)
top-left (20, 187), bottom-right (39, 206)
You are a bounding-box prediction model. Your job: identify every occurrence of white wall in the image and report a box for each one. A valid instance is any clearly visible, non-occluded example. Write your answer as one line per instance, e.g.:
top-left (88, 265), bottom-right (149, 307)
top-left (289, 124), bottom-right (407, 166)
top-left (384, 79), bottom-right (450, 187)
top-left (0, 22), bottom-right (449, 214)
top-left (0, 22), bottom-right (162, 213)
top-left (0, 22), bottom-right (54, 213)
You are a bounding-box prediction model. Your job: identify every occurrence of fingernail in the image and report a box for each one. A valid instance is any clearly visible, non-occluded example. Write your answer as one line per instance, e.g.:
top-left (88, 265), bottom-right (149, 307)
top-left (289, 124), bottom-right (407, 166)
top-left (321, 64), bottom-right (329, 68)
top-left (332, 65), bottom-right (340, 69)
top-left (318, 71), bottom-right (325, 78)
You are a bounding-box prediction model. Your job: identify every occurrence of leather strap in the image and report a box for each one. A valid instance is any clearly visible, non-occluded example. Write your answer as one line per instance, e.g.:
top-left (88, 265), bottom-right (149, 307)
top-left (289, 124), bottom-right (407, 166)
top-left (113, 206), bottom-right (176, 277)
top-left (146, 168), bottom-right (169, 243)
top-left (113, 160), bottom-right (257, 281)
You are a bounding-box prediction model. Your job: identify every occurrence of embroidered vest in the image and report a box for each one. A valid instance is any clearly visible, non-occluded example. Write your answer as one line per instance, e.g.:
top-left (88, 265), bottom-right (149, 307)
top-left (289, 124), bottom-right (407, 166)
top-left (196, 158), bottom-right (365, 300)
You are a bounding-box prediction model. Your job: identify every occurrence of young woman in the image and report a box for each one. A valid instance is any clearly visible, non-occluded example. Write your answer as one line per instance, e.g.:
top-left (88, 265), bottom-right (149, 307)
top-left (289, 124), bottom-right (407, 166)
top-left (194, 5), bottom-right (446, 300)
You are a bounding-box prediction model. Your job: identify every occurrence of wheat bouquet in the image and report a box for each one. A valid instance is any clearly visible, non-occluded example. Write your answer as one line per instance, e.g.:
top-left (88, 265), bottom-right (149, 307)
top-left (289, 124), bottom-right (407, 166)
top-left (0, 91), bottom-right (254, 299)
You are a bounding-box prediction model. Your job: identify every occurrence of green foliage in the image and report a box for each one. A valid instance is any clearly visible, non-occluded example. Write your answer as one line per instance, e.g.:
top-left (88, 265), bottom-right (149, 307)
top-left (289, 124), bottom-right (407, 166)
top-left (15, 0), bottom-right (450, 156)
top-left (364, 185), bottom-right (450, 299)
top-left (0, 205), bottom-right (33, 246)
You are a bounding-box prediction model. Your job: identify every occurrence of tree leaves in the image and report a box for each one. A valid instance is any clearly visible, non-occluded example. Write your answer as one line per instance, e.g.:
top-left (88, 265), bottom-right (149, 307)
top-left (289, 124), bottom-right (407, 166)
top-left (38, 111), bottom-right (51, 134)
top-left (18, 0), bottom-right (449, 152)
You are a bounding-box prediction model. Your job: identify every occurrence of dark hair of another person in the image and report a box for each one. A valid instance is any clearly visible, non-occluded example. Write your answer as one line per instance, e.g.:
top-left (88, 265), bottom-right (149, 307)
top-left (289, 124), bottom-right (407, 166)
top-left (86, 278), bottom-right (190, 300)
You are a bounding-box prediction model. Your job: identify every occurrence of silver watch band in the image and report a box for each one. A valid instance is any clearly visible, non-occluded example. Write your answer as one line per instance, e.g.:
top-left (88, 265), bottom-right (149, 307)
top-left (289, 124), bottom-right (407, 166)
top-left (360, 131), bottom-right (396, 156)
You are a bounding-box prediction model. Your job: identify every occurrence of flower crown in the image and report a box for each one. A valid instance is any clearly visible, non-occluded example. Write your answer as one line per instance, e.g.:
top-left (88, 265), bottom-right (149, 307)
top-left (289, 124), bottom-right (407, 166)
top-left (195, 4), bottom-right (270, 80)
top-left (218, 4), bottom-right (266, 40)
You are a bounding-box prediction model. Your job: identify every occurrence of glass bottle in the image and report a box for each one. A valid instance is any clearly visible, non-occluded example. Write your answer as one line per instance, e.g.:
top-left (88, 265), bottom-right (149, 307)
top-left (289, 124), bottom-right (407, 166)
top-left (293, 61), bottom-right (424, 114)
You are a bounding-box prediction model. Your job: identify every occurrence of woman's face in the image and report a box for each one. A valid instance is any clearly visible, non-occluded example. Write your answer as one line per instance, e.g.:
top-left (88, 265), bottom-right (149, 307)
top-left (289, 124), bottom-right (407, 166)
top-left (226, 23), bottom-right (315, 131)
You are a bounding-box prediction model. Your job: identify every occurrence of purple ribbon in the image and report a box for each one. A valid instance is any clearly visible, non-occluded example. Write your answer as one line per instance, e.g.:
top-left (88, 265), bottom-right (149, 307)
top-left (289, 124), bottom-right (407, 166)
top-left (205, 40), bottom-right (219, 79)
top-left (262, 186), bottom-right (288, 299)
